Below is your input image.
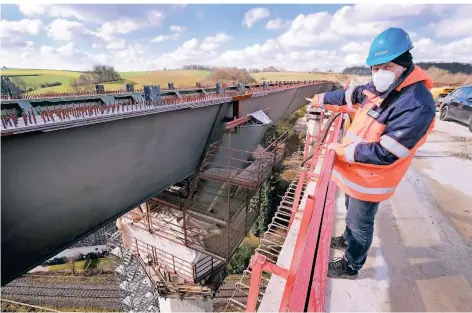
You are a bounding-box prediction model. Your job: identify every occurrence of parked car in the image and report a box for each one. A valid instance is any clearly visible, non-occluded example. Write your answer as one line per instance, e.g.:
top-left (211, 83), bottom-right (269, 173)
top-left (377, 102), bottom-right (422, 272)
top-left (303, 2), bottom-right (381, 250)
top-left (432, 86), bottom-right (456, 111)
top-left (439, 85), bottom-right (472, 132)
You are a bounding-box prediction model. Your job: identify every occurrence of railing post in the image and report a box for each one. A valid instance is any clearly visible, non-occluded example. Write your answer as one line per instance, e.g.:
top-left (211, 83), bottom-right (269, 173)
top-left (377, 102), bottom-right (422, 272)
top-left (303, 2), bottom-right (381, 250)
top-left (172, 255), bottom-right (176, 273)
top-left (181, 204), bottom-right (188, 246)
top-left (227, 131), bottom-right (232, 260)
top-left (245, 191), bottom-right (249, 234)
top-left (246, 254), bottom-right (264, 313)
top-left (145, 201), bottom-right (152, 233)
top-left (273, 137), bottom-right (277, 172)
top-left (153, 245), bottom-right (157, 265)
top-left (135, 238), bottom-right (139, 256)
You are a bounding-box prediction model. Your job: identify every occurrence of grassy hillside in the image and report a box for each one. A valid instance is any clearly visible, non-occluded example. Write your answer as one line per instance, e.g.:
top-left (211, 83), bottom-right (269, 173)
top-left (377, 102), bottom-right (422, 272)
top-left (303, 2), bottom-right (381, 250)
top-left (129, 70), bottom-right (210, 89)
top-left (1, 68), bottom-right (355, 94)
top-left (2, 69), bottom-right (81, 93)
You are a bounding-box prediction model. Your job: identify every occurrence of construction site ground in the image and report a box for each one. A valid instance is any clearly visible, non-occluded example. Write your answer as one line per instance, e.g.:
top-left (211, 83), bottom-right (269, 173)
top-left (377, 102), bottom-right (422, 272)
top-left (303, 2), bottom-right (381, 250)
top-left (327, 115), bottom-right (472, 311)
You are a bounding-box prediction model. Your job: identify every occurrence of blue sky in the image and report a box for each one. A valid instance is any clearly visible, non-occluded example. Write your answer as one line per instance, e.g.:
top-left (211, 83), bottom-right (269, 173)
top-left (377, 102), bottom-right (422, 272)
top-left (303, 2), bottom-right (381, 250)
top-left (1, 3), bottom-right (471, 71)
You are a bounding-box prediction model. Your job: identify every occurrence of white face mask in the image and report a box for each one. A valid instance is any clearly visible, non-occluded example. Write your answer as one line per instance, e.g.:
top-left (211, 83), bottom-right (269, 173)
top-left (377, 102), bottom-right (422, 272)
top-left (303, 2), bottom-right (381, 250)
top-left (372, 69), bottom-right (396, 93)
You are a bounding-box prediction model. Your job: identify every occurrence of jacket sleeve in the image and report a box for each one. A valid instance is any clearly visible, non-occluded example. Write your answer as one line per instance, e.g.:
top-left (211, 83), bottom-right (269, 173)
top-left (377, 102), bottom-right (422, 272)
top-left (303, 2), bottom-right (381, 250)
top-left (335, 104), bottom-right (435, 166)
top-left (322, 82), bottom-right (373, 107)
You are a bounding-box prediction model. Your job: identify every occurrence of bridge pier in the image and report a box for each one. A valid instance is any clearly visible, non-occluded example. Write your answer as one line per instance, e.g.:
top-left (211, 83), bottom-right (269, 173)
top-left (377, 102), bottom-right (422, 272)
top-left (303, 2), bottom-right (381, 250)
top-left (158, 298), bottom-right (214, 312)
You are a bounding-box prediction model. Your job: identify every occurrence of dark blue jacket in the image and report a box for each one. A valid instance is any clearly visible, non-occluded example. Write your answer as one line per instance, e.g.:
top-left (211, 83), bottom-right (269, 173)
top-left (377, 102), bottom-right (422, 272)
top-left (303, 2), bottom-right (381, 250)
top-left (323, 64), bottom-right (436, 165)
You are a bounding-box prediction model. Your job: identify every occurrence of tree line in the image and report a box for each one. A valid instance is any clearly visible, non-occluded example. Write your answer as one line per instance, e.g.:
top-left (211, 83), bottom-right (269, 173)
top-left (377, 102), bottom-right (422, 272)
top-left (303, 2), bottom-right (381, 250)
top-left (343, 62), bottom-right (472, 76)
top-left (70, 65), bottom-right (122, 92)
top-left (181, 64), bottom-right (285, 72)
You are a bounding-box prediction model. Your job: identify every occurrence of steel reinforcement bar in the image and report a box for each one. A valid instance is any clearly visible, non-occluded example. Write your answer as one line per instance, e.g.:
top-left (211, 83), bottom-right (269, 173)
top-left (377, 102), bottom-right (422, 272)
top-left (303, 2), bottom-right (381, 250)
top-left (0, 81), bottom-right (325, 135)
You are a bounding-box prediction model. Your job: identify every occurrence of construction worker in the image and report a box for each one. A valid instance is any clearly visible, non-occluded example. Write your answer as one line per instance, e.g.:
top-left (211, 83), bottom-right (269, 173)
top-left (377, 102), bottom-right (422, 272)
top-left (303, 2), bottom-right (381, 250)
top-left (307, 27), bottom-right (436, 279)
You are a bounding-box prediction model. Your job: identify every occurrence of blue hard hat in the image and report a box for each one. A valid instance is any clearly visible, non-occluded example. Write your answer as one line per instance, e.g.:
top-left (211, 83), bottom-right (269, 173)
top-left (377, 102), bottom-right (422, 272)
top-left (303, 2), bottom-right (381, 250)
top-left (366, 27), bottom-right (414, 66)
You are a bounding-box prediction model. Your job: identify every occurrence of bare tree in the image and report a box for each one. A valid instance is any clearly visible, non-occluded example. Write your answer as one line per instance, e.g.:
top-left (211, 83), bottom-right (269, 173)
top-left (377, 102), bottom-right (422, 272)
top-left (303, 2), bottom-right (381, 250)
top-left (210, 67), bottom-right (256, 83)
top-left (66, 257), bottom-right (76, 276)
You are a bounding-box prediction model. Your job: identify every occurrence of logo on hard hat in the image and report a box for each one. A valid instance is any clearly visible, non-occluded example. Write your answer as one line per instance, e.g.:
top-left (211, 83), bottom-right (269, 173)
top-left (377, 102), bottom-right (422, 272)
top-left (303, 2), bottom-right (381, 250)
top-left (375, 50), bottom-right (388, 56)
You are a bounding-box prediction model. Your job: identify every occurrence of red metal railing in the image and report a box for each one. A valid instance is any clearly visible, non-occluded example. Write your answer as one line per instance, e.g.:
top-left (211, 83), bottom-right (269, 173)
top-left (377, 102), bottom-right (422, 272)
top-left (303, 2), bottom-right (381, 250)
top-left (244, 112), bottom-right (345, 312)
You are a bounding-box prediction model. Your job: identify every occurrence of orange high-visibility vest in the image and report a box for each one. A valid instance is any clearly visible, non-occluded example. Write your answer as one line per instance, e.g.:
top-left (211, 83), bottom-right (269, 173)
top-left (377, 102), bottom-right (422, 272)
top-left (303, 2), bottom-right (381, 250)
top-left (328, 67), bottom-right (435, 202)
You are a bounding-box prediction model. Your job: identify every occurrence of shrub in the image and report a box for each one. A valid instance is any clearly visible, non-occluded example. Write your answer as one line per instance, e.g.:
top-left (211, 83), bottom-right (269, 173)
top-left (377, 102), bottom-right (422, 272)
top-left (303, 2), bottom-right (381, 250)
top-left (209, 67), bottom-right (256, 84)
top-left (40, 81), bottom-right (62, 88)
top-left (427, 67), bottom-right (472, 87)
top-left (227, 236), bottom-right (259, 274)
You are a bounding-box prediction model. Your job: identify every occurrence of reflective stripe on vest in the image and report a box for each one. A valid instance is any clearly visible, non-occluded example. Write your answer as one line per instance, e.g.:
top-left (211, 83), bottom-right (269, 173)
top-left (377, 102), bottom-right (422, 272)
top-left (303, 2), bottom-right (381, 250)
top-left (345, 130), bottom-right (365, 143)
top-left (380, 135), bottom-right (411, 158)
top-left (345, 84), bottom-right (361, 111)
top-left (344, 143), bottom-right (356, 163)
top-left (332, 169), bottom-right (396, 195)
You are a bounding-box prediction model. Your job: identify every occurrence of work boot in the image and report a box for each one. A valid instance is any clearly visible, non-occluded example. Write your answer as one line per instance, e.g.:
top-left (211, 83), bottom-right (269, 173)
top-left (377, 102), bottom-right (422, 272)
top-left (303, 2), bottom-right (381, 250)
top-left (330, 236), bottom-right (347, 251)
top-left (327, 257), bottom-right (358, 280)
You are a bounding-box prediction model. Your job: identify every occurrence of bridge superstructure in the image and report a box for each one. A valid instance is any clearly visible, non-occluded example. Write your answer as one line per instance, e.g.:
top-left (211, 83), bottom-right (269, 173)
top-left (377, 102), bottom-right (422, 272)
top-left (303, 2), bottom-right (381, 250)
top-left (1, 80), bottom-right (337, 293)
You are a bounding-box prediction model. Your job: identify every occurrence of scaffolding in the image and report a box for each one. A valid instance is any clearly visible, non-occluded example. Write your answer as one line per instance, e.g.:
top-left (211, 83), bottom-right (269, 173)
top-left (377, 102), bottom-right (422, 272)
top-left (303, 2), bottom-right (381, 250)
top-left (224, 150), bottom-right (307, 312)
top-left (110, 112), bottom-right (289, 301)
top-left (150, 129), bottom-right (288, 262)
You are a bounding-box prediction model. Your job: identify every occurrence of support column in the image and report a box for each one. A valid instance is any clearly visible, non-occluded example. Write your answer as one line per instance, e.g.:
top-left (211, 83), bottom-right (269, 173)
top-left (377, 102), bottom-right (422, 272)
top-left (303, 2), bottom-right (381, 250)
top-left (305, 109), bottom-right (319, 157)
top-left (158, 298), bottom-right (214, 312)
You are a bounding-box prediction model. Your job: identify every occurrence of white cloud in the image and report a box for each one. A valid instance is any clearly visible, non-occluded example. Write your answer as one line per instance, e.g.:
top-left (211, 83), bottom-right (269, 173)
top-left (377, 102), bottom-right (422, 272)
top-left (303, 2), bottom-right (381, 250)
top-left (18, 4), bottom-right (93, 21)
top-left (1, 42), bottom-right (87, 70)
top-left (151, 33), bottom-right (179, 43)
top-left (85, 52), bottom-right (109, 65)
top-left (151, 35), bottom-right (169, 43)
top-left (243, 8), bottom-right (270, 28)
top-left (97, 19), bottom-right (141, 37)
top-left (106, 39), bottom-right (126, 50)
top-left (18, 4), bottom-right (46, 16)
top-left (344, 53), bottom-right (366, 66)
top-left (18, 4), bottom-right (164, 25)
top-left (0, 19), bottom-right (43, 38)
top-left (266, 18), bottom-right (289, 30)
top-left (169, 25), bottom-right (186, 33)
top-left (329, 6), bottom-right (392, 37)
top-left (147, 11), bottom-right (166, 27)
top-left (343, 4), bottom-right (428, 22)
top-left (151, 25), bottom-right (186, 43)
top-left (5, 3), bottom-right (472, 72)
top-left (56, 42), bottom-right (77, 57)
top-left (47, 19), bottom-right (89, 41)
top-left (200, 33), bottom-right (232, 51)
top-left (277, 12), bottom-right (335, 48)
top-left (433, 19), bottom-right (472, 38)
top-left (182, 38), bottom-right (199, 50)
top-left (152, 34), bottom-right (230, 69)
top-left (340, 41), bottom-right (371, 53)
top-left (442, 37), bottom-right (472, 57)
top-left (148, 11), bottom-right (166, 27)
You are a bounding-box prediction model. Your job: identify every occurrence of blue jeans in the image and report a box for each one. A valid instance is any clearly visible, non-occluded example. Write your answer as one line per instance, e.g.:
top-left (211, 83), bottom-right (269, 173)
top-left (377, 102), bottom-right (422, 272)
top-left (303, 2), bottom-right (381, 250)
top-left (342, 194), bottom-right (380, 271)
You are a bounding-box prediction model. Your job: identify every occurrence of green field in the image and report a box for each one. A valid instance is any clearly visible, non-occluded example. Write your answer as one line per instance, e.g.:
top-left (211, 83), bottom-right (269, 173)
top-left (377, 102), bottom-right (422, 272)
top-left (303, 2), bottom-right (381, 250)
top-left (1, 68), bottom-right (353, 94)
top-left (48, 258), bottom-right (114, 273)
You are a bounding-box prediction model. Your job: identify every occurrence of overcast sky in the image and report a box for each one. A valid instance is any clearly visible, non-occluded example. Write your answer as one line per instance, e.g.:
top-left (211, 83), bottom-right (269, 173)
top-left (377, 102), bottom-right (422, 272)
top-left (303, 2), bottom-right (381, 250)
top-left (1, 3), bottom-right (471, 72)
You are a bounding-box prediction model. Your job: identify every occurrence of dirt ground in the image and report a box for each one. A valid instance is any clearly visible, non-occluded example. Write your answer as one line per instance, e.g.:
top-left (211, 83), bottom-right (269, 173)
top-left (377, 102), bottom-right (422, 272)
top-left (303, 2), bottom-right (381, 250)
top-left (326, 116), bottom-right (472, 311)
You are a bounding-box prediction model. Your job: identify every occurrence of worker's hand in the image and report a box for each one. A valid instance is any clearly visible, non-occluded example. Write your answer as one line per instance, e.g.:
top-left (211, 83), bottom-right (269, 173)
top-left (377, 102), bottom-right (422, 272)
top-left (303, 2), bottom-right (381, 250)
top-left (327, 142), bottom-right (342, 151)
top-left (305, 93), bottom-right (324, 108)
